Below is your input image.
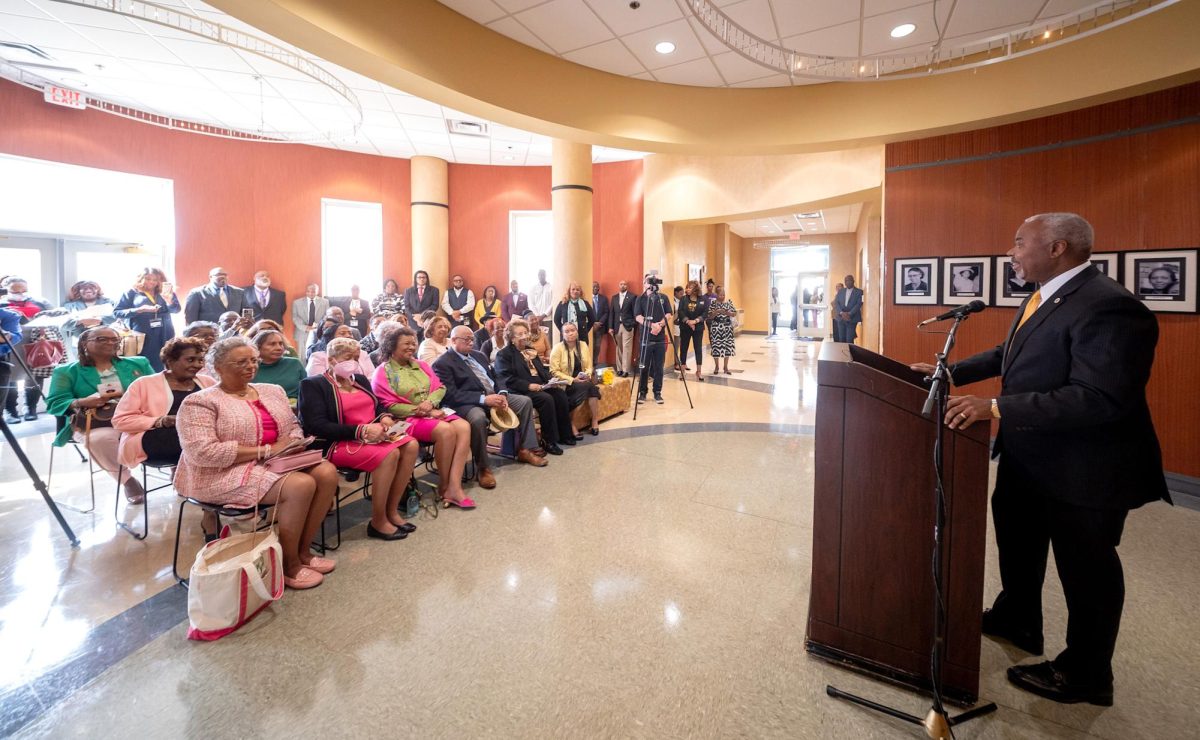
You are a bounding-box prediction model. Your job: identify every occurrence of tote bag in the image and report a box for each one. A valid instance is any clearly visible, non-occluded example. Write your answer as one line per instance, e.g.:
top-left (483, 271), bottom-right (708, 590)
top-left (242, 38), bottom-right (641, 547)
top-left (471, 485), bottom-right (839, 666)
top-left (186, 508), bottom-right (283, 641)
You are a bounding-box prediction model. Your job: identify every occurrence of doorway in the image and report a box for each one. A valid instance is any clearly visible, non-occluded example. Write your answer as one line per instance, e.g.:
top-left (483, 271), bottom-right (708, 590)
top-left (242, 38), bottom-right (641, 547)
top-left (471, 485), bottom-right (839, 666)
top-left (795, 273), bottom-right (828, 339)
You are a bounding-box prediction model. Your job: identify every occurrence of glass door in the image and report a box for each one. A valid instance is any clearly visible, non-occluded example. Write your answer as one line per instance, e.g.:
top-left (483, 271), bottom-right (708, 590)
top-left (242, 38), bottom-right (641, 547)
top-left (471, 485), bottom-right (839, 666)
top-left (795, 272), bottom-right (828, 339)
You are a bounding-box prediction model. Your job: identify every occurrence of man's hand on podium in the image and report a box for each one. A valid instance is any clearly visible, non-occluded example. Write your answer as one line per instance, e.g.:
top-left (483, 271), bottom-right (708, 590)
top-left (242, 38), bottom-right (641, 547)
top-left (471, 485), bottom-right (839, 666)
top-left (945, 395), bottom-right (991, 429)
top-left (909, 362), bottom-right (936, 376)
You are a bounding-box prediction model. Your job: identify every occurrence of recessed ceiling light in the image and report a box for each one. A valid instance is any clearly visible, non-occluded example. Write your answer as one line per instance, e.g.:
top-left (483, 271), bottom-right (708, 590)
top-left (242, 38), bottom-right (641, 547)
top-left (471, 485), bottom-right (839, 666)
top-left (655, 41), bottom-right (676, 54)
top-left (502, 155), bottom-right (515, 161)
top-left (890, 23), bottom-right (916, 39)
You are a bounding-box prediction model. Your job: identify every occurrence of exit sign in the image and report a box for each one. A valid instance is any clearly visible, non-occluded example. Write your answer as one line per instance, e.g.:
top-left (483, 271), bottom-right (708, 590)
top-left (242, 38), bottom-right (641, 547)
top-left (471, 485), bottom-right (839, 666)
top-left (44, 86), bottom-right (86, 109)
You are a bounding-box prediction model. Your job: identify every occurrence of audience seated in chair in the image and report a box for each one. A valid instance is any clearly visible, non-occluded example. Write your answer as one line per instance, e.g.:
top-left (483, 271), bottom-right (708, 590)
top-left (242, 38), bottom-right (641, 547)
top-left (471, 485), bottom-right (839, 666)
top-left (495, 318), bottom-right (573, 456)
top-left (418, 316), bottom-right (451, 364)
top-left (297, 336), bottom-right (420, 540)
top-left (175, 336), bottom-right (340, 590)
top-left (45, 327), bottom-right (154, 504)
top-left (371, 326), bottom-right (475, 509)
top-left (549, 322), bottom-right (601, 437)
top-left (306, 324), bottom-right (374, 377)
top-left (252, 329), bottom-right (307, 400)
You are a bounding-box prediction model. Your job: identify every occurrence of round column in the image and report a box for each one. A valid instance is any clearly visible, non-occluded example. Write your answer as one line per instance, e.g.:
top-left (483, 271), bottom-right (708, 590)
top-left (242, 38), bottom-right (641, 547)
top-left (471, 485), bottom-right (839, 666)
top-left (551, 140), bottom-right (593, 295)
top-left (411, 155), bottom-right (449, 295)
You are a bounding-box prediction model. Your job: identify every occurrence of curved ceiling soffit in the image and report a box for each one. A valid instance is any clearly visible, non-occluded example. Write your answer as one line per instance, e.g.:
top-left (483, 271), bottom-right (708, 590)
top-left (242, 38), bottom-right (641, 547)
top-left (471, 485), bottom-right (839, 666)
top-left (209, 0), bottom-right (1200, 155)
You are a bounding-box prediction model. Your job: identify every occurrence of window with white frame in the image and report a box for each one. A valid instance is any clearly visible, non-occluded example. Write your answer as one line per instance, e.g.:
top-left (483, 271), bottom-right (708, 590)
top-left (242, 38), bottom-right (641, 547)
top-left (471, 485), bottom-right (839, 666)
top-left (508, 210), bottom-right (553, 295)
top-left (321, 199), bottom-right (382, 297)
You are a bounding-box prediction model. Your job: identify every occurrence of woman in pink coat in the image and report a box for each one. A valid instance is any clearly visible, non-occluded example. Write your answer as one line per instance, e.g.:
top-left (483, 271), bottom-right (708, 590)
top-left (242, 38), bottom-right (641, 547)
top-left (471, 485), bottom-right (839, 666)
top-left (113, 336), bottom-right (216, 469)
top-left (175, 336), bottom-right (340, 590)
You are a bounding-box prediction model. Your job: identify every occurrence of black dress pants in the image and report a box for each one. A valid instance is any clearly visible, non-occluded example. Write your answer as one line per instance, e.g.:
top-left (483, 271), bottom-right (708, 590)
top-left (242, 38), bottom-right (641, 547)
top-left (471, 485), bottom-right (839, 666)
top-left (524, 388), bottom-right (571, 445)
top-left (991, 456), bottom-right (1129, 682)
top-left (679, 324), bottom-right (703, 366)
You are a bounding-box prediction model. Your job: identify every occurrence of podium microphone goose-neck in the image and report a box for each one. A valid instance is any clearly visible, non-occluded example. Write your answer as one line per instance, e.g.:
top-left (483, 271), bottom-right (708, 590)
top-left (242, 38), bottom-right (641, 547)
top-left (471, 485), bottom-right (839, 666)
top-left (918, 300), bottom-right (986, 327)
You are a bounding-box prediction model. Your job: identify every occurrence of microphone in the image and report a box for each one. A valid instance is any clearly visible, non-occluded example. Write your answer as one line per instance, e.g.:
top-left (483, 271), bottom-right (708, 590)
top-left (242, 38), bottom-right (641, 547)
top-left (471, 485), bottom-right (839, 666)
top-left (917, 300), bottom-right (985, 327)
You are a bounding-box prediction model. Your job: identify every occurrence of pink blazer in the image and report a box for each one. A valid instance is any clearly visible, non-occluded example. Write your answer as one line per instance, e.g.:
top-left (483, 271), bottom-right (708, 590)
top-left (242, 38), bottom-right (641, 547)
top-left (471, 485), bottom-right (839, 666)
top-left (174, 384), bottom-right (302, 507)
top-left (112, 372), bottom-right (216, 468)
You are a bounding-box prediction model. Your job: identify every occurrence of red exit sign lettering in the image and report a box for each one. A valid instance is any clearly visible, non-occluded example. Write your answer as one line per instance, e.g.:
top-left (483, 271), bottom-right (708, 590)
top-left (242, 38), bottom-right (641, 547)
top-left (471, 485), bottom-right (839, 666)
top-left (44, 86), bottom-right (86, 110)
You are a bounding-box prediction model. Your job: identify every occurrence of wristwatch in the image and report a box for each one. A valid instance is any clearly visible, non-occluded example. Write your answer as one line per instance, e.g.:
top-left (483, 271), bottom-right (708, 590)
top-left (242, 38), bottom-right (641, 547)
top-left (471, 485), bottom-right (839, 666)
top-left (990, 399), bottom-right (1000, 419)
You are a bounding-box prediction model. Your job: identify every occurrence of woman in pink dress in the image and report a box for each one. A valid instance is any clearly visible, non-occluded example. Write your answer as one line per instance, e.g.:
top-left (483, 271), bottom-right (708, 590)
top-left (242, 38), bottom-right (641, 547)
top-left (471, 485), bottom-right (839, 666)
top-left (176, 337), bottom-right (340, 590)
top-left (372, 326), bottom-right (475, 509)
top-left (297, 337), bottom-right (420, 541)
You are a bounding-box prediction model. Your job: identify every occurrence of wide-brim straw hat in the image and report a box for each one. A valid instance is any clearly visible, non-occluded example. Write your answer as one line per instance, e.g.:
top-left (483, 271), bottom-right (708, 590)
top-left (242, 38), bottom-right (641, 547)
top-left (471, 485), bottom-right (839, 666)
top-left (490, 406), bottom-right (520, 431)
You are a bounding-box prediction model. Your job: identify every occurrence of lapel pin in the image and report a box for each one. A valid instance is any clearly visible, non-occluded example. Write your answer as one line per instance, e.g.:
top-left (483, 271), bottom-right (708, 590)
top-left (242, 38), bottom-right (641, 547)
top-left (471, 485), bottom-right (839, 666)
top-left (1053, 297), bottom-right (1061, 304)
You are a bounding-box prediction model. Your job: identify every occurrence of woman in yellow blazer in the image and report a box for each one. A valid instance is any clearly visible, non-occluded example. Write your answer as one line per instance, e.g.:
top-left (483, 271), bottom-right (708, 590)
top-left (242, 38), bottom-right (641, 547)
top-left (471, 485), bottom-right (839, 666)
top-left (473, 284), bottom-right (501, 327)
top-left (548, 321), bottom-right (601, 437)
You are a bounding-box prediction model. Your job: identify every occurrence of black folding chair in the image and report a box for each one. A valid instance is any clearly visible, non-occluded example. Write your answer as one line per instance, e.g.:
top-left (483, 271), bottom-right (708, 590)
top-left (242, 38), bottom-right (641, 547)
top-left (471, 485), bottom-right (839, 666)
top-left (172, 498), bottom-right (275, 588)
top-left (46, 415), bottom-right (98, 514)
top-left (113, 458), bottom-right (177, 540)
top-left (313, 468), bottom-right (372, 553)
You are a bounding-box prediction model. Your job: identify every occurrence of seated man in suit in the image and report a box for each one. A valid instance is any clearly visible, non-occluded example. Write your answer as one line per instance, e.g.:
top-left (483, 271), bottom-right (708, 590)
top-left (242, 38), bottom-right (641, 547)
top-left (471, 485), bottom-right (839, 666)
top-left (494, 318), bottom-right (573, 455)
top-left (184, 266), bottom-right (244, 324)
top-left (243, 270), bottom-right (286, 324)
top-left (433, 326), bottom-right (547, 489)
top-left (402, 270), bottom-right (440, 326)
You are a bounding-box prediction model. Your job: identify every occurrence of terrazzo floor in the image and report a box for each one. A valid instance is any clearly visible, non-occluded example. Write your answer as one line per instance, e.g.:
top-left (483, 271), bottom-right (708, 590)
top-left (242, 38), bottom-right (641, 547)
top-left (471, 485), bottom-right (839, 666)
top-left (1, 334), bottom-right (1196, 738)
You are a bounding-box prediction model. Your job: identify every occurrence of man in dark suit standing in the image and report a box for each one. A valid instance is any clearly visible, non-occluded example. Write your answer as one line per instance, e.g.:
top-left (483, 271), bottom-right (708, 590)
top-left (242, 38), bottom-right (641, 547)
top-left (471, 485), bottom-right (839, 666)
top-left (916, 213), bottom-right (1168, 707)
top-left (833, 275), bottom-right (863, 343)
top-left (500, 279), bottom-right (529, 322)
top-left (402, 270), bottom-right (439, 326)
top-left (434, 326), bottom-right (546, 489)
top-left (590, 281), bottom-right (609, 368)
top-left (609, 280), bottom-right (635, 377)
top-left (243, 270), bottom-right (285, 324)
top-left (184, 266), bottom-right (244, 324)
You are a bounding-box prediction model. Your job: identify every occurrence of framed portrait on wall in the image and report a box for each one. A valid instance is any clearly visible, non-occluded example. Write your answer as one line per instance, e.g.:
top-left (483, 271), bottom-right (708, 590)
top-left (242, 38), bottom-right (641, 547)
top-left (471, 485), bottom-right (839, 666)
top-left (1123, 249), bottom-right (1197, 313)
top-left (994, 256), bottom-right (1035, 307)
top-left (1089, 252), bottom-right (1121, 282)
top-left (940, 257), bottom-right (991, 305)
top-left (893, 257), bottom-right (939, 305)
top-left (688, 263), bottom-right (703, 284)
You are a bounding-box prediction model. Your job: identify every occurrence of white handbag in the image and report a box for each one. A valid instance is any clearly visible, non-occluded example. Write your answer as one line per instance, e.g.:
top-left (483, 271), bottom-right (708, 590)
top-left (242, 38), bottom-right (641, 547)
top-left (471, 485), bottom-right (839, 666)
top-left (186, 508), bottom-right (283, 641)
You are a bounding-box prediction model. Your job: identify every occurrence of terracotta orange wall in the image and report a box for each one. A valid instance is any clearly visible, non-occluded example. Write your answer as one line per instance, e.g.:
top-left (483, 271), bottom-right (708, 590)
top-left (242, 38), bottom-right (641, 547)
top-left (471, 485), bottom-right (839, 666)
top-left (448, 163), bottom-right (550, 293)
top-left (883, 82), bottom-right (1200, 477)
top-left (0, 79), bottom-right (413, 315)
top-left (0, 79), bottom-right (645, 342)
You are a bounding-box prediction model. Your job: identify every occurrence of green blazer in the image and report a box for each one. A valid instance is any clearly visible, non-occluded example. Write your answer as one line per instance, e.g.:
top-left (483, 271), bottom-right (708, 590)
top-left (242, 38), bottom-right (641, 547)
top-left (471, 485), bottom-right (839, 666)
top-left (46, 356), bottom-right (155, 446)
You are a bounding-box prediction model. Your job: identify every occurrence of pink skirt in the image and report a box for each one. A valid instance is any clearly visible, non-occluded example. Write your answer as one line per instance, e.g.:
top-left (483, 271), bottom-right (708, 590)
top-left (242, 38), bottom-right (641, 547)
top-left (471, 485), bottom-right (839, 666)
top-left (328, 435), bottom-right (414, 472)
top-left (405, 414), bottom-right (459, 443)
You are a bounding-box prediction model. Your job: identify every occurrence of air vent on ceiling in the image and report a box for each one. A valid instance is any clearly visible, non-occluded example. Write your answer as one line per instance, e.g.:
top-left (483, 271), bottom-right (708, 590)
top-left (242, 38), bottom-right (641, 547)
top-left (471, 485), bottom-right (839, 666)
top-left (447, 119), bottom-right (489, 137)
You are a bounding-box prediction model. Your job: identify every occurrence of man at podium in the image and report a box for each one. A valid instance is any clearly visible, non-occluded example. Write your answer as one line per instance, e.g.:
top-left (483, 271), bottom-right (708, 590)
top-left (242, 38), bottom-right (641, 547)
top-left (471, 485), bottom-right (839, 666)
top-left (913, 213), bottom-right (1169, 707)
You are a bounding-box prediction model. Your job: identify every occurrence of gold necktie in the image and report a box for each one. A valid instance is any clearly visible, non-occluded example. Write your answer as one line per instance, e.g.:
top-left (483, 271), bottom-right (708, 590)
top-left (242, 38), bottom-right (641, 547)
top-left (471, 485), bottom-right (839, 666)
top-left (1016, 289), bottom-right (1041, 331)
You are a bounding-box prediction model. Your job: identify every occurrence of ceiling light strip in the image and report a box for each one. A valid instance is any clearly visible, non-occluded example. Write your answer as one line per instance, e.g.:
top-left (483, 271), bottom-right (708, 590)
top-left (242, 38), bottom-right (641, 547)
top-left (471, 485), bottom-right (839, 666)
top-left (25, 0), bottom-right (363, 142)
top-left (685, 0), bottom-right (1178, 82)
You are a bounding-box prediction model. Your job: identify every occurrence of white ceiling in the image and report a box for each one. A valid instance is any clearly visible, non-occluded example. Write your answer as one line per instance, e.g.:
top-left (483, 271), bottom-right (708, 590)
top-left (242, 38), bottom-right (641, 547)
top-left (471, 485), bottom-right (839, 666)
top-left (0, 0), bottom-right (646, 164)
top-left (440, 0), bottom-right (1106, 87)
top-left (727, 203), bottom-right (863, 239)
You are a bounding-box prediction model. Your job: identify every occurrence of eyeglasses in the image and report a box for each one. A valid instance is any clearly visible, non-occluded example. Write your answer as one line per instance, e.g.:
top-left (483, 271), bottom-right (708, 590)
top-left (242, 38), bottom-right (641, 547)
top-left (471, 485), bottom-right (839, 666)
top-left (229, 358), bottom-right (260, 368)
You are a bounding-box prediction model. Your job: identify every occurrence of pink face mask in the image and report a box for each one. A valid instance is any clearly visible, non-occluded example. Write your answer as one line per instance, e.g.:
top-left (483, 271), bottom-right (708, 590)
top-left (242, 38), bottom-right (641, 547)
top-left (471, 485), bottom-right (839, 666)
top-left (331, 360), bottom-right (358, 379)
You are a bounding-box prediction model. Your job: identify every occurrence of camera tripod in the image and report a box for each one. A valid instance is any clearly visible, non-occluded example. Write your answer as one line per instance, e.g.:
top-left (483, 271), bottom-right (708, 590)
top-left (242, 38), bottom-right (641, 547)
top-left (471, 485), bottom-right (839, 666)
top-left (629, 286), bottom-right (693, 420)
top-left (0, 328), bottom-right (80, 547)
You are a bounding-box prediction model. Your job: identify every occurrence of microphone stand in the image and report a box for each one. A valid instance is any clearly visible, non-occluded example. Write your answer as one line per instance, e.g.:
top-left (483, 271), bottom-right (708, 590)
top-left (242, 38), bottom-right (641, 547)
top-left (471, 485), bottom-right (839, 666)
top-left (0, 328), bottom-right (80, 547)
top-left (826, 314), bottom-right (996, 738)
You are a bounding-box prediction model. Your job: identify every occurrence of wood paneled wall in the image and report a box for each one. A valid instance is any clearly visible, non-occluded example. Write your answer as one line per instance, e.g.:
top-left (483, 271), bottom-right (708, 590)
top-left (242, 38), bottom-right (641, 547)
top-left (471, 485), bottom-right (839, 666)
top-left (884, 82), bottom-right (1200, 477)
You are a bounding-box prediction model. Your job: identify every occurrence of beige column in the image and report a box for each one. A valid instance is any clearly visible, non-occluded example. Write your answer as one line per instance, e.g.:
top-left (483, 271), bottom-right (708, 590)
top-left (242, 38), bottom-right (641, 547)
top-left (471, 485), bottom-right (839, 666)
top-left (411, 156), bottom-right (449, 297)
top-left (551, 140), bottom-right (593, 296)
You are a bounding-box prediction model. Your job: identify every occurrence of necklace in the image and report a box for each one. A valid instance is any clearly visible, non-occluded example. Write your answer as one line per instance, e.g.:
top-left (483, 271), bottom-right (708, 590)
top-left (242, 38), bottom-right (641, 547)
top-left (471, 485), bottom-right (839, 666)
top-left (220, 384), bottom-right (252, 398)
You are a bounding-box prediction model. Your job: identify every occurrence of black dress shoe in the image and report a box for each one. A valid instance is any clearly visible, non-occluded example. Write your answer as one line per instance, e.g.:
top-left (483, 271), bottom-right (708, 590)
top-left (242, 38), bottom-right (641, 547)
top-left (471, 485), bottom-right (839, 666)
top-left (560, 437), bottom-right (576, 446)
top-left (367, 523), bottom-right (408, 541)
top-left (1007, 662), bottom-right (1113, 706)
top-left (545, 444), bottom-right (564, 455)
top-left (981, 608), bottom-right (1044, 655)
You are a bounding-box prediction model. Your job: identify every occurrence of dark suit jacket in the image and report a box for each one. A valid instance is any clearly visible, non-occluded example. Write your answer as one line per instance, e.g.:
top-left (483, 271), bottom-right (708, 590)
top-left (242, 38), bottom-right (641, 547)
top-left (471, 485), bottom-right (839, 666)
top-left (184, 283), bottom-right (244, 324)
top-left (591, 293), bottom-right (610, 333)
top-left (494, 343), bottom-right (550, 394)
top-left (951, 265), bottom-right (1168, 510)
top-left (328, 297), bottom-right (372, 335)
top-left (432, 348), bottom-right (504, 410)
top-left (500, 292), bottom-right (529, 322)
top-left (243, 287), bottom-right (286, 324)
top-left (402, 285), bottom-right (440, 324)
top-left (835, 287), bottom-right (864, 322)
top-left (610, 291), bottom-right (635, 331)
top-left (296, 373), bottom-right (389, 455)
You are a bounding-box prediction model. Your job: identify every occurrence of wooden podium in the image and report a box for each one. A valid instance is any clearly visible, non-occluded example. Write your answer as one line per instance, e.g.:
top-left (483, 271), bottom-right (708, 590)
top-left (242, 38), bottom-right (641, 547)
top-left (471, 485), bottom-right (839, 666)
top-left (806, 342), bottom-right (990, 704)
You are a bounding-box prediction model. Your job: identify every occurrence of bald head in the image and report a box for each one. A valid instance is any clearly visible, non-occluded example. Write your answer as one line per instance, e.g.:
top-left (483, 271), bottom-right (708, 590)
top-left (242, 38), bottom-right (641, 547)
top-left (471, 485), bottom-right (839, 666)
top-left (1028, 213), bottom-right (1093, 261)
top-left (450, 325), bottom-right (474, 342)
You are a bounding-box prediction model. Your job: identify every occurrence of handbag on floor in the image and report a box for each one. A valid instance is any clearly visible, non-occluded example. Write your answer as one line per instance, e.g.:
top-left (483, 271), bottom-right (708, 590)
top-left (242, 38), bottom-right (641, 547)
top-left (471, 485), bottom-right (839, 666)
top-left (186, 505), bottom-right (283, 641)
